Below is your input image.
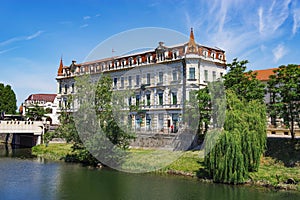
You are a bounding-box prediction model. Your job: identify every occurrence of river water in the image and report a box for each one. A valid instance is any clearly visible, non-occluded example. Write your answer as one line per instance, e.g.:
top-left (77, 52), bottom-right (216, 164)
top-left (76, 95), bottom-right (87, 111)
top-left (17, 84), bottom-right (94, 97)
top-left (0, 144), bottom-right (299, 200)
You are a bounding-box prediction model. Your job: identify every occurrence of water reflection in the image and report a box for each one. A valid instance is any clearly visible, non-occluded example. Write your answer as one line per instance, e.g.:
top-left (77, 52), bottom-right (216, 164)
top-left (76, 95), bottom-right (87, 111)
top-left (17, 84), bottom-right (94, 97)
top-left (0, 144), bottom-right (299, 200)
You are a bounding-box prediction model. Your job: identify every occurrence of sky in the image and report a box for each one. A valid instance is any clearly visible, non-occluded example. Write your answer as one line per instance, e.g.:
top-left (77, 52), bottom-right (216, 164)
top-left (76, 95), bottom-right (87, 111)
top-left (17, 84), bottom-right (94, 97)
top-left (1, 0), bottom-right (300, 107)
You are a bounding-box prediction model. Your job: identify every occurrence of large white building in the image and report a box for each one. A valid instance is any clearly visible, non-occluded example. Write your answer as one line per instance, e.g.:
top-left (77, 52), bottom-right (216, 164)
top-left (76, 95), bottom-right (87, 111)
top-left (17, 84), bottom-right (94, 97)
top-left (56, 29), bottom-right (226, 134)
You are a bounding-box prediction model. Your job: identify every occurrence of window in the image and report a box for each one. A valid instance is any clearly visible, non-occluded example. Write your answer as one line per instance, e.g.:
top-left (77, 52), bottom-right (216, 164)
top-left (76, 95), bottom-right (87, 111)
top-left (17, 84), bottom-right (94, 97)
top-left (158, 114), bottom-right (164, 129)
top-left (137, 57), bottom-right (141, 65)
top-left (129, 58), bottom-right (133, 66)
top-left (121, 77), bottom-right (124, 88)
top-left (189, 68), bottom-right (195, 80)
top-left (136, 95), bottom-right (140, 106)
top-left (146, 94), bottom-right (151, 106)
top-left (204, 70), bottom-right (208, 82)
top-left (71, 83), bottom-right (75, 93)
top-left (172, 70), bottom-right (177, 81)
top-left (136, 75), bottom-right (140, 86)
top-left (220, 72), bottom-right (223, 78)
top-left (59, 83), bottom-right (62, 94)
top-left (172, 92), bottom-right (177, 105)
top-left (147, 73), bottom-right (151, 85)
top-left (158, 93), bottom-right (163, 105)
top-left (128, 76), bottom-right (132, 87)
top-left (64, 84), bottom-right (68, 94)
top-left (159, 72), bottom-right (163, 83)
top-left (113, 77), bottom-right (118, 88)
top-left (212, 71), bottom-right (216, 81)
top-left (147, 55), bottom-right (151, 63)
top-left (128, 97), bottom-right (132, 106)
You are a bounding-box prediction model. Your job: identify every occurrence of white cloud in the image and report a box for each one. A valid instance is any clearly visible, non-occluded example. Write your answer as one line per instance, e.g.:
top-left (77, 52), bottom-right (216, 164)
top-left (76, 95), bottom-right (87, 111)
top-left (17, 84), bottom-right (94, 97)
top-left (80, 24), bottom-right (89, 28)
top-left (83, 16), bottom-right (91, 20)
top-left (293, 8), bottom-right (300, 35)
top-left (0, 31), bottom-right (44, 46)
top-left (257, 0), bottom-right (291, 37)
top-left (26, 30), bottom-right (44, 40)
top-left (272, 44), bottom-right (287, 63)
top-left (0, 47), bottom-right (18, 54)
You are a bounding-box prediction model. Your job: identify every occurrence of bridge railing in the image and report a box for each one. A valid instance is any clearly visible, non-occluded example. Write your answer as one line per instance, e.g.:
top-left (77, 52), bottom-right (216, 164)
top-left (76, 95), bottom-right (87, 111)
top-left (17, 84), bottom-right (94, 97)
top-left (0, 120), bottom-right (44, 135)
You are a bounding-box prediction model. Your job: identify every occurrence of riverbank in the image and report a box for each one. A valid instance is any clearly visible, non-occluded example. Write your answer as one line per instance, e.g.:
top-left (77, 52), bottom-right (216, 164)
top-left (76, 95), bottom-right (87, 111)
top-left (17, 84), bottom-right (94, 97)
top-left (32, 143), bottom-right (300, 192)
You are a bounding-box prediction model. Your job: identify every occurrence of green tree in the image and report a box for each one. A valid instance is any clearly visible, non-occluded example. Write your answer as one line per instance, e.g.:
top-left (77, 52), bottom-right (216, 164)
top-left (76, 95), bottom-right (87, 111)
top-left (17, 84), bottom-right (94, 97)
top-left (224, 58), bottom-right (265, 102)
top-left (204, 90), bottom-right (266, 184)
top-left (267, 64), bottom-right (300, 140)
top-left (25, 104), bottom-right (46, 121)
top-left (0, 83), bottom-right (17, 114)
top-left (95, 74), bottom-right (135, 149)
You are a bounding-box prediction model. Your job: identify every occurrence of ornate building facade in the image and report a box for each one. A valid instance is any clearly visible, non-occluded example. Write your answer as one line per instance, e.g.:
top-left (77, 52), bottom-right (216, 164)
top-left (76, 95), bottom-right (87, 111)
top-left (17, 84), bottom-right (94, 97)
top-left (56, 29), bottom-right (226, 134)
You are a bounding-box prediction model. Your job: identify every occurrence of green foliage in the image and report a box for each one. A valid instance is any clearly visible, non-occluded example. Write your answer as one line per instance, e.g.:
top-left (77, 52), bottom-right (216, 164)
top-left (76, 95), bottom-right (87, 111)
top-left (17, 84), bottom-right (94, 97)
top-left (224, 58), bottom-right (265, 102)
top-left (267, 64), bottom-right (300, 140)
top-left (0, 83), bottom-right (17, 114)
top-left (25, 104), bottom-right (46, 121)
top-left (95, 74), bottom-right (135, 149)
top-left (204, 90), bottom-right (267, 184)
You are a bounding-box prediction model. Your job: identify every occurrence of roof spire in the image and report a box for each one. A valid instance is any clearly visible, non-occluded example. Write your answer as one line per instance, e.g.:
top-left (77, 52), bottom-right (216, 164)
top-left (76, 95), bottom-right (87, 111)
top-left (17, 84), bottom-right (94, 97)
top-left (57, 57), bottom-right (63, 76)
top-left (187, 28), bottom-right (198, 54)
top-left (190, 28), bottom-right (195, 41)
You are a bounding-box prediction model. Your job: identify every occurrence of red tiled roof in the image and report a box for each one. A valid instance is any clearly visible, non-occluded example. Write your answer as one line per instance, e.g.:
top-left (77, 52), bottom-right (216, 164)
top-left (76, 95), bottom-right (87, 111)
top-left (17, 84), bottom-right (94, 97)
top-left (57, 58), bottom-right (64, 76)
top-left (253, 68), bottom-right (277, 81)
top-left (26, 94), bottom-right (57, 103)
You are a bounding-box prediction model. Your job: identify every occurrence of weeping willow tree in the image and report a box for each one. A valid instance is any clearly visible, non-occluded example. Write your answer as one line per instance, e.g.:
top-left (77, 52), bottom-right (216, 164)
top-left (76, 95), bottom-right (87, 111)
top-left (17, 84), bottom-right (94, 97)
top-left (204, 90), bottom-right (266, 184)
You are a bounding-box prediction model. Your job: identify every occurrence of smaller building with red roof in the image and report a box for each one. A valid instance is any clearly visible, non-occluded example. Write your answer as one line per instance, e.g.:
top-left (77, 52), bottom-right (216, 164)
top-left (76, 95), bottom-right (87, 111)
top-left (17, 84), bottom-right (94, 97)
top-left (22, 93), bottom-right (59, 125)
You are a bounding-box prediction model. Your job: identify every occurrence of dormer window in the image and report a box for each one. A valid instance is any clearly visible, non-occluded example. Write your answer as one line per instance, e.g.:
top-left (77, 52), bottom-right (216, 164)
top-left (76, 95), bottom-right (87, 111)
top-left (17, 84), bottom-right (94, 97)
top-left (114, 60), bottom-right (119, 68)
top-left (203, 50), bottom-right (208, 57)
top-left (137, 56), bottom-right (142, 65)
top-left (108, 61), bottom-right (112, 69)
top-left (173, 50), bottom-right (179, 59)
top-left (129, 57), bottom-right (133, 66)
top-left (121, 59), bottom-right (126, 67)
top-left (101, 63), bottom-right (106, 71)
top-left (211, 51), bottom-right (216, 59)
top-left (218, 54), bottom-right (223, 60)
top-left (146, 54), bottom-right (152, 63)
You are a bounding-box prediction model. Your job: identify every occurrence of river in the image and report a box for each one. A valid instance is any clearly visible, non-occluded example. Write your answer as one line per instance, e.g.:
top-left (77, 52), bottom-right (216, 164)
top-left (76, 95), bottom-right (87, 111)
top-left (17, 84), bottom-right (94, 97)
top-left (0, 144), bottom-right (299, 200)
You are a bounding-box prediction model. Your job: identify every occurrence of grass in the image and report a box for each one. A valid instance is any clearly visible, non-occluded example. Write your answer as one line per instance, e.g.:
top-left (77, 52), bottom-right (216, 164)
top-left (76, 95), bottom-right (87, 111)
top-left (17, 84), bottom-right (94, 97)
top-left (249, 157), bottom-right (300, 191)
top-left (32, 142), bottom-right (300, 191)
top-left (32, 143), bottom-right (73, 160)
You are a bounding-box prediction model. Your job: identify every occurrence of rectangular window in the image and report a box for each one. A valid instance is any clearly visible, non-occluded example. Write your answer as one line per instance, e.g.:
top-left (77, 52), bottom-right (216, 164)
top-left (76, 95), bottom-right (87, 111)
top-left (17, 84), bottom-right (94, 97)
top-left (147, 73), bottom-right (151, 85)
top-left (59, 84), bottom-right (62, 94)
top-left (136, 75), bottom-right (140, 86)
top-left (212, 71), bottom-right (216, 81)
top-left (172, 70), bottom-right (177, 81)
top-left (189, 68), bottom-right (195, 80)
top-left (146, 94), bottom-right (151, 106)
top-left (159, 72), bottom-right (163, 83)
top-left (158, 114), bottom-right (164, 129)
top-left (128, 97), bottom-right (132, 106)
top-left (113, 77), bottom-right (118, 88)
top-left (64, 84), bottom-right (68, 94)
top-left (71, 83), bottom-right (75, 93)
top-left (158, 93), bottom-right (163, 105)
top-left (172, 92), bottom-right (177, 105)
top-left (121, 77), bottom-right (124, 88)
top-left (128, 76), bottom-right (132, 87)
top-left (136, 95), bottom-right (140, 106)
top-left (220, 72), bottom-right (223, 78)
top-left (204, 70), bottom-right (208, 82)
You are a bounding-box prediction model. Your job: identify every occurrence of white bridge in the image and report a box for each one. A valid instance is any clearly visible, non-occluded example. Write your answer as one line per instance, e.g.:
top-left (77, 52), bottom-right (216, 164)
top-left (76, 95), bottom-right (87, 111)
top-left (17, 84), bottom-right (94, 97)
top-left (0, 120), bottom-right (44, 146)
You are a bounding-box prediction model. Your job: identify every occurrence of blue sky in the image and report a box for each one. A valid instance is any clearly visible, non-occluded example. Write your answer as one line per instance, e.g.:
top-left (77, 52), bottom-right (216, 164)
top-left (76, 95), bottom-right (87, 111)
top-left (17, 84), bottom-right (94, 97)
top-left (1, 0), bottom-right (300, 107)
